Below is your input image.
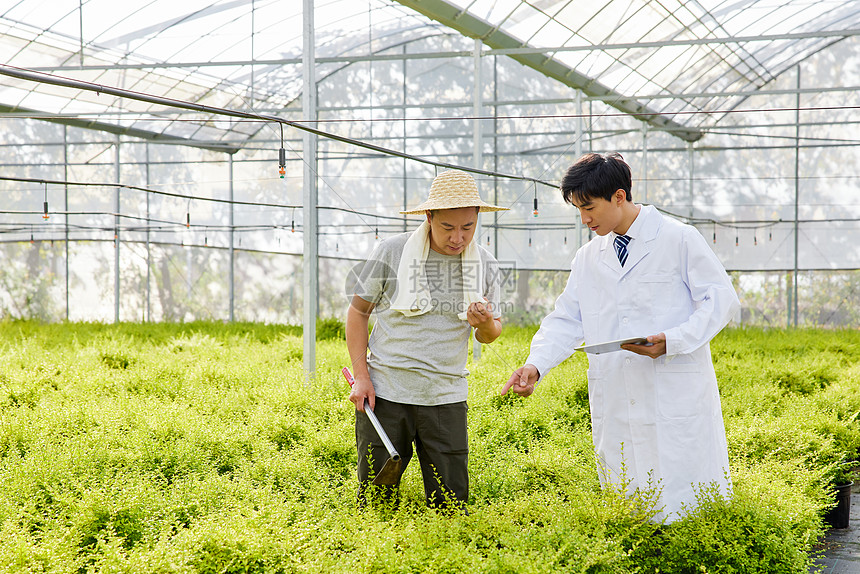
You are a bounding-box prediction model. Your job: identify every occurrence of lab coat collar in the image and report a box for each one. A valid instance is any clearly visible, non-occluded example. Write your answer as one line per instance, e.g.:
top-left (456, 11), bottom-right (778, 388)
top-left (601, 205), bottom-right (662, 275)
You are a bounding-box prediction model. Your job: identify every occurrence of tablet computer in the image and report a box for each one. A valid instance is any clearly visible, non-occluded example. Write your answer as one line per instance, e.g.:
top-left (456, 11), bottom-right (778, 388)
top-left (574, 337), bottom-right (651, 354)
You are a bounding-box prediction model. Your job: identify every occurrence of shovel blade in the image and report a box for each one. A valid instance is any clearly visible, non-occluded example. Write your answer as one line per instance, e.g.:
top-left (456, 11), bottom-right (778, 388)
top-left (371, 456), bottom-right (402, 486)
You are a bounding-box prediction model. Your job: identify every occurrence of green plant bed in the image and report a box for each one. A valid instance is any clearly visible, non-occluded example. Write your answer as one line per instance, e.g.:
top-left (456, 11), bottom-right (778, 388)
top-left (0, 322), bottom-right (857, 572)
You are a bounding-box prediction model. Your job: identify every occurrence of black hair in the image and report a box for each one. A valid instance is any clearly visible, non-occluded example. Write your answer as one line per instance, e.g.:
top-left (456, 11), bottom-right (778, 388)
top-left (560, 152), bottom-right (632, 205)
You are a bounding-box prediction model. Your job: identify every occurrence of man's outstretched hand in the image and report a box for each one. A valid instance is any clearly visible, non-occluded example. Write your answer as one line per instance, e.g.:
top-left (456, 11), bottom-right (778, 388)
top-left (501, 364), bottom-right (539, 397)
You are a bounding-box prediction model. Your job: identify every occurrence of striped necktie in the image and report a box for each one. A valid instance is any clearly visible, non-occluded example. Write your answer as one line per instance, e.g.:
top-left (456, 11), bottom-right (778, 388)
top-left (614, 234), bottom-right (631, 267)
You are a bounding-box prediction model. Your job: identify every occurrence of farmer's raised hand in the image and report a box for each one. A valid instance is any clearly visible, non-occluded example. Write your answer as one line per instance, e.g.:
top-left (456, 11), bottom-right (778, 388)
top-left (501, 364), bottom-right (539, 397)
top-left (468, 300), bottom-right (501, 344)
top-left (467, 300), bottom-right (493, 329)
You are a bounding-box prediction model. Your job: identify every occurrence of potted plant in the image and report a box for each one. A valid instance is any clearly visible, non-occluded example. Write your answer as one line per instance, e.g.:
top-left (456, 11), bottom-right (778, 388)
top-left (824, 460), bottom-right (856, 529)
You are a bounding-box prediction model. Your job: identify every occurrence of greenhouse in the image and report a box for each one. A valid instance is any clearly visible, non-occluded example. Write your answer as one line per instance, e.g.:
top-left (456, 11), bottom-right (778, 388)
top-left (2, 0), bottom-right (858, 334)
top-left (1, 1), bottom-right (859, 572)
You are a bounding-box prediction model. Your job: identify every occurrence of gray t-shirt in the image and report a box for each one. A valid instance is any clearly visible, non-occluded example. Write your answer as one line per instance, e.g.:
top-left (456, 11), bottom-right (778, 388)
top-left (353, 232), bottom-right (502, 406)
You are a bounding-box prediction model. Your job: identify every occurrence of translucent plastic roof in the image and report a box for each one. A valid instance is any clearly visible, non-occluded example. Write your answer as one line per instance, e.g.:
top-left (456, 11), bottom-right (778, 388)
top-left (0, 0), bottom-right (441, 146)
top-left (401, 0), bottom-right (860, 138)
top-left (1, 0), bottom-right (858, 147)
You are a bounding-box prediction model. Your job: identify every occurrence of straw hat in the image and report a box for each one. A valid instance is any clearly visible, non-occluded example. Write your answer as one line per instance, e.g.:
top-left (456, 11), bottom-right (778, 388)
top-left (400, 170), bottom-right (509, 214)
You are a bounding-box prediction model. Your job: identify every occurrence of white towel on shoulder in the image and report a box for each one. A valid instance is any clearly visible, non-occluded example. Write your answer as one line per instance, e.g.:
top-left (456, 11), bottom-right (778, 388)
top-left (389, 219), bottom-right (484, 320)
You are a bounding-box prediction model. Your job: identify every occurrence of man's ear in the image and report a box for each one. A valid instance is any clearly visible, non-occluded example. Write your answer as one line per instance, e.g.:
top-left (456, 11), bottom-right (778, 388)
top-left (614, 189), bottom-right (626, 205)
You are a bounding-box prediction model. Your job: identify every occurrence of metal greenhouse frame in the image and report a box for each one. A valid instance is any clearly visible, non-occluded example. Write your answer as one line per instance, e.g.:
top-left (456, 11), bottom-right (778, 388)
top-left (0, 0), bottom-right (858, 376)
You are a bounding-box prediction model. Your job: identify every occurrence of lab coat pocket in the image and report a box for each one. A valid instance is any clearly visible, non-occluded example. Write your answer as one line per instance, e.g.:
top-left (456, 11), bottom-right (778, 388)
top-left (655, 354), bottom-right (701, 373)
top-left (655, 356), bottom-right (705, 419)
top-left (639, 273), bottom-right (674, 314)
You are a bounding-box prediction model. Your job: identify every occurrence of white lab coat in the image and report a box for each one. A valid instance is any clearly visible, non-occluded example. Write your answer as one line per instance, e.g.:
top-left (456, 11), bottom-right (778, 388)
top-left (526, 205), bottom-right (740, 521)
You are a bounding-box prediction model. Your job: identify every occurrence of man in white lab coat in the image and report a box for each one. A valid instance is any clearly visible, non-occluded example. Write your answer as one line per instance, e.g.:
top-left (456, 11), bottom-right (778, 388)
top-left (503, 152), bottom-right (740, 522)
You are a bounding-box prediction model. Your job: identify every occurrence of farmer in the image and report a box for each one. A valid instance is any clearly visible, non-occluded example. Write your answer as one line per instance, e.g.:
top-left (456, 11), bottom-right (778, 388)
top-left (502, 152), bottom-right (740, 522)
top-left (346, 170), bottom-right (506, 508)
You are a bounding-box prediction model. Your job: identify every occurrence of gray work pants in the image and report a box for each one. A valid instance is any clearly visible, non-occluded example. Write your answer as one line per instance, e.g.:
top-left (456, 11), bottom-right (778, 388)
top-left (356, 397), bottom-right (468, 508)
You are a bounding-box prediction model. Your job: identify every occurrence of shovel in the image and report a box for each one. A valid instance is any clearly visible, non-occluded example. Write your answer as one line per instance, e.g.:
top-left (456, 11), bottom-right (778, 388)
top-left (342, 367), bottom-right (402, 485)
